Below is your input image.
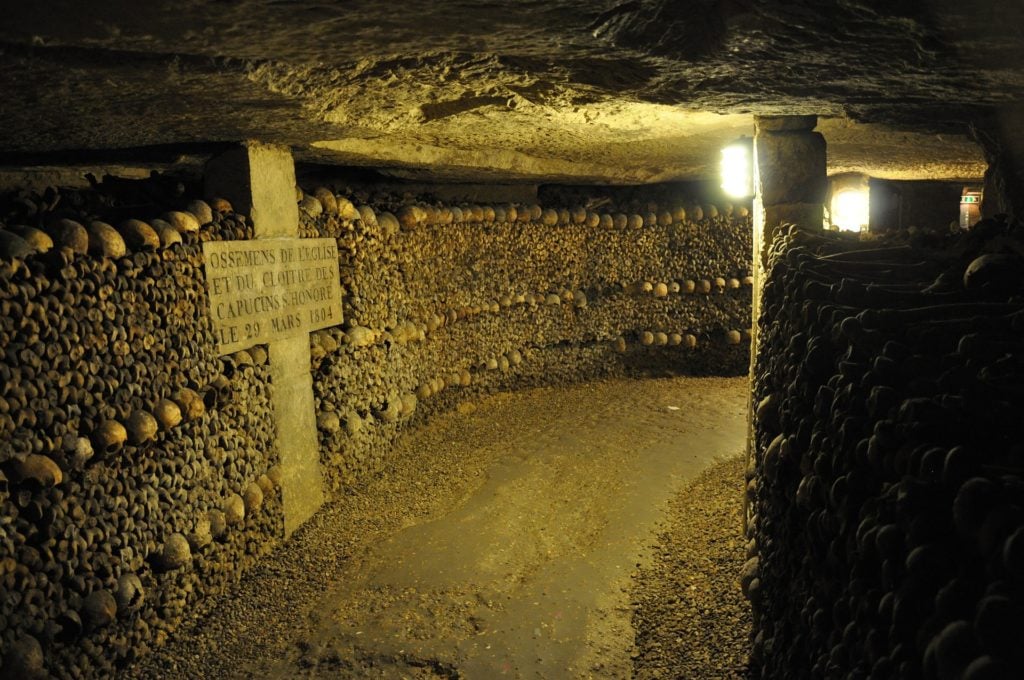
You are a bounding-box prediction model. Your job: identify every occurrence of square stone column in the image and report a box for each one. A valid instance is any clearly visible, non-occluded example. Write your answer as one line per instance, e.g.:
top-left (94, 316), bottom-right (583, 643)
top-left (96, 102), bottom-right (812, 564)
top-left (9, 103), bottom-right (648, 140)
top-left (752, 115), bottom-right (826, 269)
top-left (205, 141), bottom-right (325, 537)
top-left (746, 115), bottom-right (826, 528)
top-left (978, 105), bottom-right (1024, 220)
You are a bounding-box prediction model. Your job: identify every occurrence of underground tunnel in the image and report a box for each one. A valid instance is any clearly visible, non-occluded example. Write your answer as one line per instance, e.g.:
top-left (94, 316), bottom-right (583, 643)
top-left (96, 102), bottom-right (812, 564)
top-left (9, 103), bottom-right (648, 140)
top-left (1, 1), bottom-right (1024, 678)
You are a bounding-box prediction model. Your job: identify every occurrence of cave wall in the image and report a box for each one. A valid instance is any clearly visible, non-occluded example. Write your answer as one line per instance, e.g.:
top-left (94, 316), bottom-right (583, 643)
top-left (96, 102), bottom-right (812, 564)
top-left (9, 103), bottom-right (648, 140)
top-left (747, 224), bottom-right (1024, 679)
top-left (867, 179), bottom-right (967, 233)
top-left (0, 174), bottom-right (752, 677)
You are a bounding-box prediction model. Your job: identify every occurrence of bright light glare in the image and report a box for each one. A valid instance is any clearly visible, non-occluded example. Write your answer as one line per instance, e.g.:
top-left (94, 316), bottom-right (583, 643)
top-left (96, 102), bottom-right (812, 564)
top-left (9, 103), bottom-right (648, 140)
top-left (720, 144), bottom-right (752, 198)
top-left (831, 189), bottom-right (869, 232)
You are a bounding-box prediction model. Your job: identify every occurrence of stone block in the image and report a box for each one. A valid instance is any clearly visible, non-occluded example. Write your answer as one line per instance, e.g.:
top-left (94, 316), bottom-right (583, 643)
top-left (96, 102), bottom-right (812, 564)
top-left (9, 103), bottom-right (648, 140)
top-left (755, 132), bottom-right (827, 206)
top-left (755, 115), bottom-right (818, 133)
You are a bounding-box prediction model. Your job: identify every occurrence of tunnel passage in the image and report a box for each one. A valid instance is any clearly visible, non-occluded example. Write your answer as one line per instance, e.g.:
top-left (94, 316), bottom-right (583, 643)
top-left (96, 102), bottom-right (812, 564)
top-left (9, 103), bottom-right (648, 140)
top-left (299, 187), bottom-right (752, 493)
top-left (0, 170), bottom-right (752, 678)
top-left (0, 0), bottom-right (1022, 676)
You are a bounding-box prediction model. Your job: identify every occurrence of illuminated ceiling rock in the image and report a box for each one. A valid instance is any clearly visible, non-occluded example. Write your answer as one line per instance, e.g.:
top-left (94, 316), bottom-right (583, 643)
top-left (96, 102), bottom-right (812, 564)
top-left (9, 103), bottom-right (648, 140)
top-left (0, 0), bottom-right (1018, 183)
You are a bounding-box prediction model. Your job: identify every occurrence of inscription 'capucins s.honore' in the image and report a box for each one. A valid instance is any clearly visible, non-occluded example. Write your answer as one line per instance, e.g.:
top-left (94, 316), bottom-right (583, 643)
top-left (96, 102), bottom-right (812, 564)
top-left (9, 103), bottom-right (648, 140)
top-left (202, 238), bottom-right (343, 355)
top-left (214, 282), bottom-right (334, 321)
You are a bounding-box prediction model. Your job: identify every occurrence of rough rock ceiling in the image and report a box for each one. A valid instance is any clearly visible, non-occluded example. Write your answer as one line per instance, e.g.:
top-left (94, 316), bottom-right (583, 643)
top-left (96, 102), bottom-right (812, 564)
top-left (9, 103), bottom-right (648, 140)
top-left (1, 0), bottom-right (1021, 184)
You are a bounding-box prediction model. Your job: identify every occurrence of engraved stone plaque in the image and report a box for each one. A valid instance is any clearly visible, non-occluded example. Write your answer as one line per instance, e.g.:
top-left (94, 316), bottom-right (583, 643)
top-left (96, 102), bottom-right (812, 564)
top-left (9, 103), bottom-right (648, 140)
top-left (202, 237), bottom-right (343, 354)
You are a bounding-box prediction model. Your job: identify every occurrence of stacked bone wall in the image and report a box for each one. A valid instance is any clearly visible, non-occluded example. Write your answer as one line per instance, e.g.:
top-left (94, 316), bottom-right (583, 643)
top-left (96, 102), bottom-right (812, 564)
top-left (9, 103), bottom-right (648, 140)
top-left (299, 191), bottom-right (753, 492)
top-left (0, 182), bottom-right (283, 679)
top-left (0, 175), bottom-right (754, 678)
top-left (747, 222), bottom-right (1024, 679)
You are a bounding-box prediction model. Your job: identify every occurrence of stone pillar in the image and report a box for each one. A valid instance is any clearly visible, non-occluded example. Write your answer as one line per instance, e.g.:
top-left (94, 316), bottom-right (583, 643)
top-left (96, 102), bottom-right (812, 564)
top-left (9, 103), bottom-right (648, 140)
top-left (752, 115), bottom-right (826, 267)
top-left (746, 115), bottom-right (827, 527)
top-left (204, 141), bottom-right (325, 537)
top-left (976, 105), bottom-right (1024, 221)
top-left (265, 335), bottom-right (324, 537)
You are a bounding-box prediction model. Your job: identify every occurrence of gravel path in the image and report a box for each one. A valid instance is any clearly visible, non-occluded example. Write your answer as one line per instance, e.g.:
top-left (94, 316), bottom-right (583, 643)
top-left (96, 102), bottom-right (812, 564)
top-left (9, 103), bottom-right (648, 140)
top-left (631, 457), bottom-right (752, 679)
top-left (127, 377), bottom-right (748, 679)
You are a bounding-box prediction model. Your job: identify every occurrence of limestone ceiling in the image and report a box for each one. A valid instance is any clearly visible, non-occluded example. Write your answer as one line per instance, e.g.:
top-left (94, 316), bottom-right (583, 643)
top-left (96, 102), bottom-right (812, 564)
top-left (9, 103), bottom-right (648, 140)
top-left (1, 0), bottom-right (1020, 184)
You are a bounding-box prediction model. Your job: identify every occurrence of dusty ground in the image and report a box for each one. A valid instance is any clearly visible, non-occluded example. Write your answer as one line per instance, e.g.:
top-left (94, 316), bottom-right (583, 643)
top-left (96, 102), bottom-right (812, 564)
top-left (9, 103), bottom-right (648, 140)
top-left (632, 457), bottom-right (752, 679)
top-left (128, 376), bottom-right (749, 679)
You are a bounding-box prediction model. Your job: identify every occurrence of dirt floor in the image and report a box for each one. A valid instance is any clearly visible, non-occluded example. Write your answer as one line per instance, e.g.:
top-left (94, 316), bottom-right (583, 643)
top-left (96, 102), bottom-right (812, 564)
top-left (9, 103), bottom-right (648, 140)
top-left (631, 456), bottom-right (752, 679)
top-left (128, 376), bottom-right (750, 679)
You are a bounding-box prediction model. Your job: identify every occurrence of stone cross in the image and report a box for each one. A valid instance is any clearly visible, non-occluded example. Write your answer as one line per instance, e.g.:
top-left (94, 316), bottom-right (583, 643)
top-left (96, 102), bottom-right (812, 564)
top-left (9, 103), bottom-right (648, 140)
top-left (204, 141), bottom-right (334, 537)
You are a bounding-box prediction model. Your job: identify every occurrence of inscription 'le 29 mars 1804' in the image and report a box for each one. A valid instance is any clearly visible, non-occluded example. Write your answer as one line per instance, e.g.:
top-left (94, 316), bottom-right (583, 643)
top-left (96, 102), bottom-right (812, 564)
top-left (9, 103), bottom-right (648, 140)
top-left (202, 238), bottom-right (343, 355)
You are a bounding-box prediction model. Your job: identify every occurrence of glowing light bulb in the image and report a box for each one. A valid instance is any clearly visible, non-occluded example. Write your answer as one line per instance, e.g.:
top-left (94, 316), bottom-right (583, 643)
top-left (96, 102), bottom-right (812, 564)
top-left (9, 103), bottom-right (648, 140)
top-left (831, 189), bottom-right (869, 232)
top-left (720, 143), bottom-right (752, 198)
